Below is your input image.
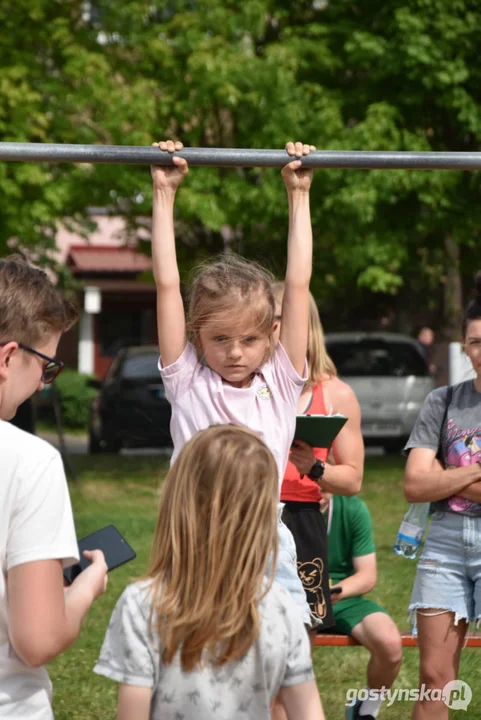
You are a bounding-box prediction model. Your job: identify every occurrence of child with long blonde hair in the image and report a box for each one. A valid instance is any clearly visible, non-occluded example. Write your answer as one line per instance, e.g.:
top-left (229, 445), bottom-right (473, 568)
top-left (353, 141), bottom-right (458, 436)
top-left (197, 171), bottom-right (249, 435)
top-left (94, 425), bottom-right (324, 719)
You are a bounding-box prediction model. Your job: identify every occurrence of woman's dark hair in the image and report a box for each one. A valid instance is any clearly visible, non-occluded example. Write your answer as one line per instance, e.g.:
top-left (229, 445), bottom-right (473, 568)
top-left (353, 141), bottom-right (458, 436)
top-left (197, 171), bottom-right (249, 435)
top-left (462, 271), bottom-right (481, 338)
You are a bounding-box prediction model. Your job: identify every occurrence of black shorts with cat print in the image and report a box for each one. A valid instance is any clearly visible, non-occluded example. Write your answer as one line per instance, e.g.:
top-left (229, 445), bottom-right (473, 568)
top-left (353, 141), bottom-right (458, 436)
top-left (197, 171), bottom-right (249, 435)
top-left (282, 501), bottom-right (334, 629)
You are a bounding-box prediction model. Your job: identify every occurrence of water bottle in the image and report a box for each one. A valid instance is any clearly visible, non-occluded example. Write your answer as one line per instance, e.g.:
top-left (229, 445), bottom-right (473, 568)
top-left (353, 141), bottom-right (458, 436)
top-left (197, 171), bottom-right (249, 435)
top-left (393, 503), bottom-right (430, 559)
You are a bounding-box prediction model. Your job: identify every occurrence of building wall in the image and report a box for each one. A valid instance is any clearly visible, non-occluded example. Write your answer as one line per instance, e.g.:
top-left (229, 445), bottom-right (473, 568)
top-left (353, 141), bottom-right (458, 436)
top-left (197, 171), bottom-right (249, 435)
top-left (54, 211), bottom-right (154, 377)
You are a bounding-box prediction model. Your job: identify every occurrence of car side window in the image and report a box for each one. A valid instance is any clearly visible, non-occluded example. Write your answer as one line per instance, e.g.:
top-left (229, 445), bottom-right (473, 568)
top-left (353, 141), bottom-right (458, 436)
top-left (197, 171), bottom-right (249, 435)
top-left (327, 341), bottom-right (429, 377)
top-left (121, 354), bottom-right (161, 380)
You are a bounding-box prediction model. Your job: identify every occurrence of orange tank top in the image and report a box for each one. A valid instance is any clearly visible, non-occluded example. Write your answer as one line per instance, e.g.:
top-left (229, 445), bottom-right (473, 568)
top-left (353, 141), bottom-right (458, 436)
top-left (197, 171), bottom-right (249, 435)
top-left (280, 383), bottom-right (329, 503)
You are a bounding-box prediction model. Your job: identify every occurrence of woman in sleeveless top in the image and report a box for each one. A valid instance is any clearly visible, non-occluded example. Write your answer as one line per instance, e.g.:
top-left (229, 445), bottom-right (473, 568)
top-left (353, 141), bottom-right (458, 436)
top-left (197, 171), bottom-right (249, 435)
top-left (272, 284), bottom-right (365, 641)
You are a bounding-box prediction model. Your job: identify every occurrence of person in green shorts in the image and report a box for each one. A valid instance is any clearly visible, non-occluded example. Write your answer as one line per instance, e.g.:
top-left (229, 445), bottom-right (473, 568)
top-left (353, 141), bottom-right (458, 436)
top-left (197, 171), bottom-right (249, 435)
top-left (320, 492), bottom-right (402, 720)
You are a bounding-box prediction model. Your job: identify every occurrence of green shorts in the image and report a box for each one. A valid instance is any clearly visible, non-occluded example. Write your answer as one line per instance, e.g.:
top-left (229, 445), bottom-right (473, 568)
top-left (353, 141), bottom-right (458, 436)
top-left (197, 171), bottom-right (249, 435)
top-left (323, 596), bottom-right (388, 636)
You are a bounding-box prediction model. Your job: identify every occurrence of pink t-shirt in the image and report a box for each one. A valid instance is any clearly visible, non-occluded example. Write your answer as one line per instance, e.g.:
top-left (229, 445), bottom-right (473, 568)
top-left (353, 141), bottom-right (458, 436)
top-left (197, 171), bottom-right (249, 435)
top-left (160, 342), bottom-right (307, 493)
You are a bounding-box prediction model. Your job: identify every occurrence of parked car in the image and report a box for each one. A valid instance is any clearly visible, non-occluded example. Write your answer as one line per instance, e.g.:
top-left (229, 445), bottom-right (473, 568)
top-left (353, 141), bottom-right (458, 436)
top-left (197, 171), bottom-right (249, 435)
top-left (88, 345), bottom-right (172, 453)
top-left (325, 332), bottom-right (436, 452)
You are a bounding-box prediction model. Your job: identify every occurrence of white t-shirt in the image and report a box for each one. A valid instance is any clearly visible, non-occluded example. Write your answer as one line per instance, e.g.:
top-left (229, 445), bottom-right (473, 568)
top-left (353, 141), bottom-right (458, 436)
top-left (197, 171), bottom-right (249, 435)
top-left (160, 342), bottom-right (307, 491)
top-left (0, 421), bottom-right (79, 720)
top-left (94, 579), bottom-right (314, 720)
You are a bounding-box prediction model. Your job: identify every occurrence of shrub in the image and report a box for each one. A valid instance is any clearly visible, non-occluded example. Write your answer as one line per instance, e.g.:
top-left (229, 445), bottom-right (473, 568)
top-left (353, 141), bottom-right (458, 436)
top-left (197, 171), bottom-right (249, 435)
top-left (54, 369), bottom-right (98, 430)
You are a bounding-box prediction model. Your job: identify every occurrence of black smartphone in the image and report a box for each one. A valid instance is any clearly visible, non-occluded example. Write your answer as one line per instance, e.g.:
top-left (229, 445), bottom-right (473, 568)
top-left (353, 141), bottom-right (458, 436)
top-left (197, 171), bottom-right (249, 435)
top-left (330, 586), bottom-right (342, 595)
top-left (63, 525), bottom-right (136, 585)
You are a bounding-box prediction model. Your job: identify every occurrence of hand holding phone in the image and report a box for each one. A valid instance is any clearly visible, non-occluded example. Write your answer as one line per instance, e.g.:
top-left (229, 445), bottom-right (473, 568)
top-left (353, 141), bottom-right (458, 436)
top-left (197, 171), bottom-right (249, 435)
top-left (71, 549), bottom-right (109, 599)
top-left (64, 525), bottom-right (136, 585)
top-left (330, 585), bottom-right (342, 595)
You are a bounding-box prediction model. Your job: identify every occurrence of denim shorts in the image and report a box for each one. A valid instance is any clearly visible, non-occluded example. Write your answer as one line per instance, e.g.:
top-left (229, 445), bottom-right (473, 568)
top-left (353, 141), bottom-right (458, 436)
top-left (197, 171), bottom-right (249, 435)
top-left (266, 504), bottom-right (318, 628)
top-left (409, 511), bottom-right (481, 628)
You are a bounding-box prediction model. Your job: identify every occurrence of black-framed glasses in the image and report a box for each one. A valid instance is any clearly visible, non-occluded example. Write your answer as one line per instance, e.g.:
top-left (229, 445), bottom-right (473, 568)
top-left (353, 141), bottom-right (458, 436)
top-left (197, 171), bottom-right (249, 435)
top-left (0, 342), bottom-right (64, 384)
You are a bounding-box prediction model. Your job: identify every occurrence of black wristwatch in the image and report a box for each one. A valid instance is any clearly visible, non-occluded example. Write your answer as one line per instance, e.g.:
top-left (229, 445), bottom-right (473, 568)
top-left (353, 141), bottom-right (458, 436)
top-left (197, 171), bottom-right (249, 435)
top-left (308, 459), bottom-right (325, 481)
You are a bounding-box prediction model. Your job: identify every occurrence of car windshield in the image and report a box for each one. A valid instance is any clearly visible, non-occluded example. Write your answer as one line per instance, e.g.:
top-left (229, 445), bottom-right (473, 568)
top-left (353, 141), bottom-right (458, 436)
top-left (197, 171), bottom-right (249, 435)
top-left (121, 354), bottom-right (160, 379)
top-left (326, 340), bottom-right (429, 377)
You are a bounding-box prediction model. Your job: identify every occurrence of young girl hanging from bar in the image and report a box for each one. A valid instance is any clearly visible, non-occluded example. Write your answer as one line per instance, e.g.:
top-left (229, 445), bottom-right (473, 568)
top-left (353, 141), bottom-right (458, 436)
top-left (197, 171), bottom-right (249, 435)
top-left (147, 139), bottom-right (320, 713)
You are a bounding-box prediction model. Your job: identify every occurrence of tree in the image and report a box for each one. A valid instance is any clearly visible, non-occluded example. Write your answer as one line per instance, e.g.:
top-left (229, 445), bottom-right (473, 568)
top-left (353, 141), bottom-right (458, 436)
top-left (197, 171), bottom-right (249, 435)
top-left (2, 0), bottom-right (481, 336)
top-left (91, 0), bottom-right (481, 334)
top-left (295, 0), bottom-right (481, 335)
top-left (0, 0), bottom-right (143, 268)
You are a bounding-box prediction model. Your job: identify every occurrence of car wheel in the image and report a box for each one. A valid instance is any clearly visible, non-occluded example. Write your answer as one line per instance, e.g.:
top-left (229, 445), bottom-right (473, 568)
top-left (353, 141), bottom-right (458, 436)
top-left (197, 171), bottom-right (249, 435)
top-left (103, 434), bottom-right (122, 454)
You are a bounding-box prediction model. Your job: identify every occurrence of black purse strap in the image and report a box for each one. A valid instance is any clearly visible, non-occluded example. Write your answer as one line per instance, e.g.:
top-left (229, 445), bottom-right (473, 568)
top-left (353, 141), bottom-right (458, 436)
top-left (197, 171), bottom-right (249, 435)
top-left (437, 385), bottom-right (453, 468)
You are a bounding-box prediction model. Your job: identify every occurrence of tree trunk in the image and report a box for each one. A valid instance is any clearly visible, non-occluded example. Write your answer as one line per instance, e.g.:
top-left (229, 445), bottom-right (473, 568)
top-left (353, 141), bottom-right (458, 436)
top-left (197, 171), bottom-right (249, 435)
top-left (443, 234), bottom-right (463, 342)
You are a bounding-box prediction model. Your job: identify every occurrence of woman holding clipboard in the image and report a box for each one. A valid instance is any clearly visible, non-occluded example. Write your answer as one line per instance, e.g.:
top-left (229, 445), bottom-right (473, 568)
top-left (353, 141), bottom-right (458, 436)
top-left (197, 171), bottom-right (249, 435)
top-left (273, 284), bottom-right (365, 639)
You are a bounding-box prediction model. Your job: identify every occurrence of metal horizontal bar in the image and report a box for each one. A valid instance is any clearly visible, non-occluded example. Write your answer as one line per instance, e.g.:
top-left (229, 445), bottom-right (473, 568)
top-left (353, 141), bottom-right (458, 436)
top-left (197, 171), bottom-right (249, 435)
top-left (1, 142), bottom-right (481, 170)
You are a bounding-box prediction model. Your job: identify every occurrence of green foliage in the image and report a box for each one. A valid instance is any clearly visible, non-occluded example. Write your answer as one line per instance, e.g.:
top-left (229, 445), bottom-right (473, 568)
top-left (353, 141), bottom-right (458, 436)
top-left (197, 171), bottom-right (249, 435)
top-left (54, 369), bottom-right (97, 429)
top-left (2, 0), bottom-right (481, 324)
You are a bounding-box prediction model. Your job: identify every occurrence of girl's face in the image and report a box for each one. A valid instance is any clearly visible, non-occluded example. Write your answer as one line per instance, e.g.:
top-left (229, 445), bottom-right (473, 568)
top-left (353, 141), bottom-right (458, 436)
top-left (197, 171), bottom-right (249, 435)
top-left (198, 320), bottom-right (271, 388)
top-left (464, 319), bottom-right (481, 376)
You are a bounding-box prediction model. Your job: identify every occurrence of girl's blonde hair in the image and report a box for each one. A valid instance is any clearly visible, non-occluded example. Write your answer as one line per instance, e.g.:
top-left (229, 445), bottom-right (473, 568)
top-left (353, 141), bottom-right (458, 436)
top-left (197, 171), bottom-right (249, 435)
top-left (187, 254), bottom-right (276, 356)
top-left (272, 281), bottom-right (337, 385)
top-left (147, 424), bottom-right (279, 672)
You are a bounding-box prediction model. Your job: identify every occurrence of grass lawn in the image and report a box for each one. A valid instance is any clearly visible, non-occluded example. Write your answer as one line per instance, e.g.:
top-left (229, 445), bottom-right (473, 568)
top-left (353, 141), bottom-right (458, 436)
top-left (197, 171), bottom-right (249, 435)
top-left (48, 454), bottom-right (481, 719)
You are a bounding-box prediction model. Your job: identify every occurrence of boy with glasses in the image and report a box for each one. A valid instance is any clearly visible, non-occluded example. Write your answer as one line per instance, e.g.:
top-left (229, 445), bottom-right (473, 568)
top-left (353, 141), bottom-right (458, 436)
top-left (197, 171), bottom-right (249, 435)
top-left (0, 255), bottom-right (108, 719)
top-left (0, 341), bottom-right (64, 384)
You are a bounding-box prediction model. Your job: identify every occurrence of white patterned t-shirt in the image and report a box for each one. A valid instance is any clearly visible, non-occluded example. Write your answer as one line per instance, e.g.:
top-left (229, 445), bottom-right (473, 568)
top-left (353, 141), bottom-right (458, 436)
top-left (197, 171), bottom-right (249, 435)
top-left (94, 580), bottom-right (314, 720)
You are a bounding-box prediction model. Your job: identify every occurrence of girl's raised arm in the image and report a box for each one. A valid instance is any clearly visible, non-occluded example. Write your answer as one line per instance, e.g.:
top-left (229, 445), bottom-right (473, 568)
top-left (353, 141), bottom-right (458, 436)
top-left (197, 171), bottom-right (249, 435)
top-left (151, 140), bottom-right (189, 367)
top-left (279, 142), bottom-right (315, 376)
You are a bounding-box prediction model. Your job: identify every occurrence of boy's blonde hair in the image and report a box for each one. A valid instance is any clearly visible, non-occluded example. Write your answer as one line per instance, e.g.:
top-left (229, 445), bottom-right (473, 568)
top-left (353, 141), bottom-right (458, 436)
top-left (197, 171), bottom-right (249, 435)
top-left (272, 282), bottom-right (337, 385)
top-left (147, 424), bottom-right (279, 671)
top-left (0, 255), bottom-right (78, 345)
top-left (187, 254), bottom-right (276, 356)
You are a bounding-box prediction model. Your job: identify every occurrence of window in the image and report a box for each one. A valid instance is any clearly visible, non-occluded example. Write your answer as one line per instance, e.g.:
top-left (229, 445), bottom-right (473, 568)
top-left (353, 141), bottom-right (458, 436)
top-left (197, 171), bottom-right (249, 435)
top-left (326, 340), bottom-right (429, 377)
top-left (121, 354), bottom-right (160, 379)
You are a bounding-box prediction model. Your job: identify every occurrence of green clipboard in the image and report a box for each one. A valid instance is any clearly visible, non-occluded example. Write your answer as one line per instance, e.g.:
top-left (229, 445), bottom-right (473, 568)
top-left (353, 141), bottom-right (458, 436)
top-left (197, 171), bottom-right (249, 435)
top-left (294, 414), bottom-right (347, 448)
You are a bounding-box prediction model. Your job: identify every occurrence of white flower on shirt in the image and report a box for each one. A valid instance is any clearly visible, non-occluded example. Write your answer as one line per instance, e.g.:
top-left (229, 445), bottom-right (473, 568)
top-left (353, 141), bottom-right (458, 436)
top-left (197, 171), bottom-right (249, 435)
top-left (257, 385), bottom-right (272, 400)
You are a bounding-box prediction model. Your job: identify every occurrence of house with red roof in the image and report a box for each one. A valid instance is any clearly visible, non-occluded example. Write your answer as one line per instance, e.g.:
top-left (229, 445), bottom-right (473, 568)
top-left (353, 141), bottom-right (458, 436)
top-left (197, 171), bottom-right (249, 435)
top-left (56, 209), bottom-right (157, 378)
